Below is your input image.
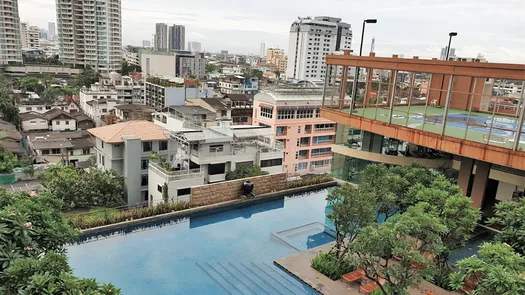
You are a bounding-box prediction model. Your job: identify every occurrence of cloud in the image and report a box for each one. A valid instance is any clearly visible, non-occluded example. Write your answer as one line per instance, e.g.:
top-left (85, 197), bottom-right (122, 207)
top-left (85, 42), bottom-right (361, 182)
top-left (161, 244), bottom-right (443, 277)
top-left (16, 0), bottom-right (525, 62)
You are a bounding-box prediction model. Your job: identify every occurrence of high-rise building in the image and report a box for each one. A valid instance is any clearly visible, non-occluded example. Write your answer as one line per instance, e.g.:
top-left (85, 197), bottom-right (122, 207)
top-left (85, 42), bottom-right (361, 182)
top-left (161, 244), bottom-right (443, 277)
top-left (266, 48), bottom-right (287, 72)
top-left (286, 16), bottom-right (352, 81)
top-left (188, 41), bottom-right (201, 52)
top-left (56, 0), bottom-right (122, 72)
top-left (0, 0), bottom-right (22, 64)
top-left (142, 40), bottom-right (151, 48)
top-left (154, 23), bottom-right (168, 51)
top-left (169, 25), bottom-right (185, 51)
top-left (48, 22), bottom-right (56, 40)
top-left (260, 43), bottom-right (265, 57)
top-left (440, 46), bottom-right (456, 60)
top-left (20, 23), bottom-right (40, 49)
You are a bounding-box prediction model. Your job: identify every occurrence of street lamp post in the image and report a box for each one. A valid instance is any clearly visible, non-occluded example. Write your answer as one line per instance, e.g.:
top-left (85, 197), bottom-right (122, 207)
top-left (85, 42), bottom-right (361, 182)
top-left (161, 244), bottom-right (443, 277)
top-left (438, 32), bottom-right (458, 104)
top-left (351, 19), bottom-right (377, 112)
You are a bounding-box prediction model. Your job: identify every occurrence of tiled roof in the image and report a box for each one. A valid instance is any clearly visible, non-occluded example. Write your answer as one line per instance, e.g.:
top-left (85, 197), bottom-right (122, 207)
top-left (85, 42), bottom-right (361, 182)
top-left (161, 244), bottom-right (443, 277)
top-left (20, 112), bottom-right (47, 121)
top-left (43, 108), bottom-right (75, 121)
top-left (87, 120), bottom-right (168, 143)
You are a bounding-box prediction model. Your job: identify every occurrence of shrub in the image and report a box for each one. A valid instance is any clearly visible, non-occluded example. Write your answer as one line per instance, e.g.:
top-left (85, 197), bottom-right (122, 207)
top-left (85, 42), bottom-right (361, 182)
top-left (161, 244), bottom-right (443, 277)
top-left (286, 174), bottom-right (333, 189)
top-left (69, 201), bottom-right (192, 229)
top-left (311, 252), bottom-right (355, 280)
top-left (226, 164), bottom-right (269, 180)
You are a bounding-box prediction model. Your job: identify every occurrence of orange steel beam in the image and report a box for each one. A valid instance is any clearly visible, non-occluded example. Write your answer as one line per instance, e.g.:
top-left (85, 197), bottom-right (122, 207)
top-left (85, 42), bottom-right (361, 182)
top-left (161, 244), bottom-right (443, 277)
top-left (326, 54), bottom-right (525, 80)
top-left (322, 108), bottom-right (525, 171)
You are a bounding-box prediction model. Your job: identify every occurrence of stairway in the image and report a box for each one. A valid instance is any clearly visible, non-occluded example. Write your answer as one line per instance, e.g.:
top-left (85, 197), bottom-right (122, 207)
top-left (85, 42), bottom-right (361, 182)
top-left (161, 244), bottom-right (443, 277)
top-left (196, 261), bottom-right (312, 295)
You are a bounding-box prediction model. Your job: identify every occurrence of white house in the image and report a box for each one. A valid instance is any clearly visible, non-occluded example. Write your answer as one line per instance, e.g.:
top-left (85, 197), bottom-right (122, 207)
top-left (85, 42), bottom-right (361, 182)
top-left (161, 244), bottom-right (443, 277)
top-left (27, 130), bottom-right (95, 166)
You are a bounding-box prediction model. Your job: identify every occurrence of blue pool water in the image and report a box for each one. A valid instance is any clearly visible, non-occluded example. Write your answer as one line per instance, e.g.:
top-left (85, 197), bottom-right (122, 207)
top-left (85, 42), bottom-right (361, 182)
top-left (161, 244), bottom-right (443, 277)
top-left (67, 189), bottom-right (334, 295)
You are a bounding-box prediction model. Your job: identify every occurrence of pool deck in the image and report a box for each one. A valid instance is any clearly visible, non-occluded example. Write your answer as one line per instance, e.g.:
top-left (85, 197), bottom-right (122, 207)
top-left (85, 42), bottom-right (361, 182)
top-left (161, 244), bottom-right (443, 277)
top-left (275, 242), bottom-right (461, 295)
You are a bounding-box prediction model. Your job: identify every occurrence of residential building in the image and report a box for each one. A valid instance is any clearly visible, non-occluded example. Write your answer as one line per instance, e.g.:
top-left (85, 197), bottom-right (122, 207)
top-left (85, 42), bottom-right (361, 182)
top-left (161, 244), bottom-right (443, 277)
top-left (56, 0), bottom-right (122, 72)
top-left (84, 99), bottom-right (118, 126)
top-left (260, 43), bottom-right (265, 57)
top-left (148, 116), bottom-right (284, 203)
top-left (79, 84), bottom-right (118, 113)
top-left (223, 94), bottom-right (254, 125)
top-left (113, 104), bottom-right (156, 122)
top-left (18, 99), bottom-right (80, 114)
top-left (321, 53), bottom-right (525, 219)
top-left (448, 53), bottom-right (487, 63)
top-left (27, 130), bottom-right (95, 166)
top-left (169, 25), bottom-right (185, 51)
top-left (88, 120), bottom-right (174, 205)
top-left (154, 23), bottom-right (168, 51)
top-left (440, 46), bottom-right (456, 60)
top-left (20, 108), bottom-right (92, 132)
top-left (187, 41), bottom-right (201, 52)
top-left (142, 40), bottom-right (151, 48)
top-left (0, 0), bottom-right (22, 65)
top-left (144, 77), bottom-right (216, 108)
top-left (266, 48), bottom-right (287, 72)
top-left (0, 119), bottom-right (25, 155)
top-left (187, 97), bottom-right (231, 122)
top-left (253, 87), bottom-right (342, 175)
top-left (20, 23), bottom-right (39, 49)
top-left (123, 50), bottom-right (140, 66)
top-left (47, 22), bottom-right (56, 40)
top-left (140, 49), bottom-right (206, 79)
top-left (115, 85), bottom-right (144, 104)
top-left (153, 106), bottom-right (218, 128)
top-left (286, 16), bottom-right (352, 80)
top-left (219, 76), bottom-right (259, 94)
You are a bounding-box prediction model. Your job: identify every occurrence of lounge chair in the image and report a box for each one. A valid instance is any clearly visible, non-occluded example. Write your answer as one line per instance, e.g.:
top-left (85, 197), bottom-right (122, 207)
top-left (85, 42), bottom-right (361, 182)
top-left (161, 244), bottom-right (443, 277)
top-left (460, 278), bottom-right (478, 293)
top-left (359, 278), bottom-right (387, 294)
top-left (342, 268), bottom-right (366, 284)
top-left (411, 252), bottom-right (435, 269)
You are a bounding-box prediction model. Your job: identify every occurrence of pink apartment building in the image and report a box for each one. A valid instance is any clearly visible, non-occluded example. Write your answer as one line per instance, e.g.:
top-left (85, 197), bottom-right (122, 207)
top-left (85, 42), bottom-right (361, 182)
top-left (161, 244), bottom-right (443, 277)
top-left (253, 88), bottom-right (337, 175)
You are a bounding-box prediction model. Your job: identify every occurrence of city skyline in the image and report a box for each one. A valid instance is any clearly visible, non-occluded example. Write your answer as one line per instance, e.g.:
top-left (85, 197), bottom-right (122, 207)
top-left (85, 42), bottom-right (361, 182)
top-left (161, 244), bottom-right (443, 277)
top-left (17, 0), bottom-right (525, 63)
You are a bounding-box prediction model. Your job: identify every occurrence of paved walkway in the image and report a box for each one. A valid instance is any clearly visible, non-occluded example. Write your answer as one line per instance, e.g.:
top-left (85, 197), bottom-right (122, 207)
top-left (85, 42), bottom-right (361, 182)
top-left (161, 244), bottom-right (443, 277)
top-left (1, 180), bottom-right (42, 193)
top-left (275, 243), bottom-right (461, 295)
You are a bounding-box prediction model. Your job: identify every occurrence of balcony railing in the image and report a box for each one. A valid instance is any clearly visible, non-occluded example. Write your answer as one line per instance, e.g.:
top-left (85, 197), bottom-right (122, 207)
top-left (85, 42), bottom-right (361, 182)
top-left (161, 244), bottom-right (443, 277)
top-left (149, 162), bottom-right (204, 182)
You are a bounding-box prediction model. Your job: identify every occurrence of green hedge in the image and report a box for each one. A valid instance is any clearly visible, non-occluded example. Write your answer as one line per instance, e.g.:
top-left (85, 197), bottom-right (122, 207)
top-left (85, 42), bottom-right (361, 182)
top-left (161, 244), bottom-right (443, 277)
top-left (311, 252), bottom-right (355, 280)
top-left (286, 174), bottom-right (334, 189)
top-left (68, 201), bottom-right (191, 229)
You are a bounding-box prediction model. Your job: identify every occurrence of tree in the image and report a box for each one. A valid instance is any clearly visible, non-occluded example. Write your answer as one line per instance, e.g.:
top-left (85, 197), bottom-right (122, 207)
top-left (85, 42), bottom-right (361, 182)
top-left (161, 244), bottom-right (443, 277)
top-left (19, 77), bottom-right (45, 95)
top-left (38, 164), bottom-right (125, 209)
top-left (449, 243), bottom-right (525, 295)
top-left (162, 182), bottom-right (169, 203)
top-left (205, 63), bottom-right (217, 74)
top-left (326, 184), bottom-right (375, 259)
top-left (72, 67), bottom-right (100, 89)
top-left (42, 87), bottom-right (63, 104)
top-left (0, 189), bottom-right (121, 294)
top-left (225, 164), bottom-right (269, 180)
top-left (406, 176), bottom-right (480, 288)
top-left (0, 78), bottom-right (20, 127)
top-left (349, 205), bottom-right (446, 295)
top-left (120, 60), bottom-right (141, 76)
top-left (0, 147), bottom-right (18, 174)
top-left (488, 198), bottom-right (525, 255)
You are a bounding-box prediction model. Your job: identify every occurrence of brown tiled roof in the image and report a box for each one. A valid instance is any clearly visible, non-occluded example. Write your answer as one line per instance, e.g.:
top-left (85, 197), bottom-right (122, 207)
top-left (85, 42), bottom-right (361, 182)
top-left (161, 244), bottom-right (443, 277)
top-left (43, 108), bottom-right (75, 121)
top-left (202, 97), bottom-right (228, 110)
top-left (87, 120), bottom-right (168, 143)
top-left (20, 112), bottom-right (47, 121)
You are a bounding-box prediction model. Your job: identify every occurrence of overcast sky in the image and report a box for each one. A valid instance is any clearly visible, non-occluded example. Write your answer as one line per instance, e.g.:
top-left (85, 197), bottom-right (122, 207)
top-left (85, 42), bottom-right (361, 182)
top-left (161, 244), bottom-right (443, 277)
top-left (19, 0), bottom-right (525, 63)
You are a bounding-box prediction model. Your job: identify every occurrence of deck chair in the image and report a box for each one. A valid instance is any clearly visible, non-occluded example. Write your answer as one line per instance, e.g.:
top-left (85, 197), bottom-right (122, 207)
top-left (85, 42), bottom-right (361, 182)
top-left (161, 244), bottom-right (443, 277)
top-left (342, 268), bottom-right (365, 284)
top-left (359, 278), bottom-right (387, 294)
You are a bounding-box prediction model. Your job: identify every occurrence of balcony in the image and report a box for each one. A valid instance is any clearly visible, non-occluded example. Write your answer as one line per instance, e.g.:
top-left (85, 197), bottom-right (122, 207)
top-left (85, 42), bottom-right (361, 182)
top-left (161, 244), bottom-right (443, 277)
top-left (321, 52), bottom-right (525, 171)
top-left (149, 161), bottom-right (204, 182)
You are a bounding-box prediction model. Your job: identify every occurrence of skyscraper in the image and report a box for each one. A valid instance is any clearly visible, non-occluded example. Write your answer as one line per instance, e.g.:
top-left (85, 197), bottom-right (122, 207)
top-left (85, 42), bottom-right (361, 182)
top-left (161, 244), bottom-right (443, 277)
top-left (440, 46), bottom-right (456, 60)
top-left (143, 40), bottom-right (151, 48)
top-left (56, 0), bottom-right (122, 72)
top-left (187, 41), bottom-right (201, 52)
top-left (48, 22), bottom-right (56, 40)
top-left (169, 25), bottom-right (185, 51)
top-left (286, 16), bottom-right (352, 81)
top-left (0, 0), bottom-right (22, 64)
top-left (154, 23), bottom-right (168, 51)
top-left (260, 43), bottom-right (265, 58)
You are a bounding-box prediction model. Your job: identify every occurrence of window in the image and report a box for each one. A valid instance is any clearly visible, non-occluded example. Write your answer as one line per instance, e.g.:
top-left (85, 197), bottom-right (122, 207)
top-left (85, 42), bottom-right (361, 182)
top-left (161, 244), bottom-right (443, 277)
top-left (295, 162), bottom-right (308, 171)
top-left (159, 141), bottom-right (168, 151)
top-left (276, 126), bottom-right (286, 136)
top-left (311, 147), bottom-right (332, 156)
top-left (314, 123), bottom-right (335, 131)
top-left (295, 150), bottom-right (309, 159)
top-left (157, 184), bottom-right (162, 192)
top-left (101, 141), bottom-right (104, 148)
top-left (260, 106), bottom-right (273, 118)
top-left (208, 163), bottom-right (226, 175)
top-left (82, 148), bottom-right (90, 155)
top-left (102, 155), bottom-right (105, 166)
top-left (298, 137), bottom-right (310, 146)
top-left (294, 105), bottom-right (310, 116)
top-left (298, 126), bottom-right (301, 133)
top-left (102, 108), bottom-right (107, 113)
top-left (209, 144), bottom-right (224, 153)
top-left (69, 150), bottom-right (74, 156)
top-left (315, 109), bottom-right (321, 118)
top-left (141, 175), bottom-right (148, 186)
top-left (65, 120), bottom-right (70, 125)
top-left (51, 148), bottom-right (61, 154)
top-left (30, 121), bottom-right (36, 125)
top-left (221, 110), bottom-right (227, 117)
top-left (42, 149), bottom-right (50, 155)
top-left (37, 107), bottom-right (42, 111)
top-left (177, 188), bottom-right (191, 196)
top-left (277, 108), bottom-right (295, 120)
top-left (261, 158), bottom-right (283, 167)
top-left (313, 135), bottom-right (333, 144)
top-left (56, 121), bottom-right (60, 125)
top-left (143, 141), bottom-right (152, 152)
top-left (45, 106), bottom-right (51, 110)
top-left (311, 159), bottom-right (332, 168)
top-left (26, 107), bottom-right (32, 111)
top-left (141, 159), bottom-right (149, 170)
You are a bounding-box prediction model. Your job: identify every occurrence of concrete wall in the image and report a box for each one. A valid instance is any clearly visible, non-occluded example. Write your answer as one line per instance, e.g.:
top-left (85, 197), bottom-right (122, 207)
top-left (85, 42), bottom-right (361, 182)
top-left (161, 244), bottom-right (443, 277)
top-left (190, 173), bottom-right (287, 206)
top-left (123, 137), bottom-right (142, 205)
top-left (51, 118), bottom-right (76, 131)
top-left (141, 54), bottom-right (176, 77)
top-left (22, 119), bottom-right (48, 131)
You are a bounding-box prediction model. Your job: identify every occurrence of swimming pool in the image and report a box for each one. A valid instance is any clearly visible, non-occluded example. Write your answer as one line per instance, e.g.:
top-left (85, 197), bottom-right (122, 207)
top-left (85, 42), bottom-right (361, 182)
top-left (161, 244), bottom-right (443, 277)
top-left (67, 189), bottom-right (333, 295)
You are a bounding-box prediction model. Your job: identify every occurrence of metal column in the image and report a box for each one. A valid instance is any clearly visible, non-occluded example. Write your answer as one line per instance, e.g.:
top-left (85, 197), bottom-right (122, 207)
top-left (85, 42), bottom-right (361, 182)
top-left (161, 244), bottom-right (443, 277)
top-left (387, 70), bottom-right (398, 124)
top-left (321, 65), bottom-right (330, 107)
top-left (512, 81), bottom-right (525, 150)
top-left (440, 75), bottom-right (455, 135)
